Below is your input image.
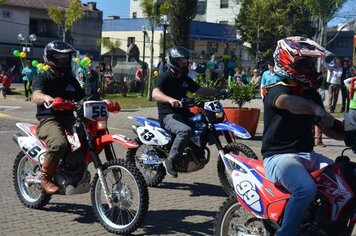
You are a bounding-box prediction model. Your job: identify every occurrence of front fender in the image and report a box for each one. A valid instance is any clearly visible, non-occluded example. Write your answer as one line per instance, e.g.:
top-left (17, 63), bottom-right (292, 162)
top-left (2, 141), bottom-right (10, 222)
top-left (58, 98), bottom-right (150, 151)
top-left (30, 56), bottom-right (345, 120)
top-left (214, 121), bottom-right (251, 139)
top-left (95, 134), bottom-right (139, 152)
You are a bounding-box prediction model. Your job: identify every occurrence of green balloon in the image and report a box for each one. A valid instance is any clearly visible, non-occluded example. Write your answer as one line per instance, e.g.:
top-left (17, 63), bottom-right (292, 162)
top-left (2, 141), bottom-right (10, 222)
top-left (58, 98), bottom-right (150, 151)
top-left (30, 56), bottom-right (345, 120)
top-left (13, 50), bottom-right (20, 57)
top-left (32, 60), bottom-right (39, 67)
top-left (37, 68), bottom-right (45, 73)
top-left (80, 59), bottom-right (89, 68)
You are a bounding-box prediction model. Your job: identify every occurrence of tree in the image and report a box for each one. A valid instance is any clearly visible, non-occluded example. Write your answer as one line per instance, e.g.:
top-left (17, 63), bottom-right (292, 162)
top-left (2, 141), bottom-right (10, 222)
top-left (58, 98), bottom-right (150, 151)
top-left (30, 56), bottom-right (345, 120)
top-left (140, 0), bottom-right (170, 101)
top-left (48, 0), bottom-right (84, 42)
top-left (96, 37), bottom-right (122, 67)
top-left (0, 0), bottom-right (6, 4)
top-left (236, 0), bottom-right (316, 60)
top-left (166, 0), bottom-right (198, 48)
top-left (305, 0), bottom-right (347, 46)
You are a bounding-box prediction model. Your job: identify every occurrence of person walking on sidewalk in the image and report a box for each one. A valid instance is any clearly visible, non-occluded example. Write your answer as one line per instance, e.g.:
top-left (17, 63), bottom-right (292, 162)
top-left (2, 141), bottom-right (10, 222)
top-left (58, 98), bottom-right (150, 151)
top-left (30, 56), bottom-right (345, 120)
top-left (0, 64), bottom-right (11, 99)
top-left (324, 57), bottom-right (342, 113)
top-left (21, 59), bottom-right (37, 101)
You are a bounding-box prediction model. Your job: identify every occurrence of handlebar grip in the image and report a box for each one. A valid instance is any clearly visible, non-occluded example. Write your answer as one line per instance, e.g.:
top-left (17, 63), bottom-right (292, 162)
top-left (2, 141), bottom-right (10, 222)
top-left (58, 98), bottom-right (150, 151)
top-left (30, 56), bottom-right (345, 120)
top-left (44, 102), bottom-right (52, 109)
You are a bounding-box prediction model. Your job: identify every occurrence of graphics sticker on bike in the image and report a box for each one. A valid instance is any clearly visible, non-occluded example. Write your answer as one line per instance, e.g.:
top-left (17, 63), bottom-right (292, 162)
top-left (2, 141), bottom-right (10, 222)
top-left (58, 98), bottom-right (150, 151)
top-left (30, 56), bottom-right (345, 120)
top-left (84, 101), bottom-right (109, 120)
top-left (204, 100), bottom-right (223, 112)
top-left (231, 166), bottom-right (264, 216)
top-left (136, 126), bottom-right (170, 145)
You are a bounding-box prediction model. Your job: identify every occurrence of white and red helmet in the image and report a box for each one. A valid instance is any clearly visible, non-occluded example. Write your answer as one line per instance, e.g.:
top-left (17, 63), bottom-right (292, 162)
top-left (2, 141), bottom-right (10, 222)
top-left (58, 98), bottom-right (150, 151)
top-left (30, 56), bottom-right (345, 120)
top-left (273, 36), bottom-right (332, 88)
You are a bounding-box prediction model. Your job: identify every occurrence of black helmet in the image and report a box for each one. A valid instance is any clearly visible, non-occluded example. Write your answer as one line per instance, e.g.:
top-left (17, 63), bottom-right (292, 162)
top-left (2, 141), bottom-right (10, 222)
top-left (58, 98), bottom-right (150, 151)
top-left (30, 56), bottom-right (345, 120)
top-left (167, 46), bottom-right (190, 75)
top-left (43, 40), bottom-right (75, 71)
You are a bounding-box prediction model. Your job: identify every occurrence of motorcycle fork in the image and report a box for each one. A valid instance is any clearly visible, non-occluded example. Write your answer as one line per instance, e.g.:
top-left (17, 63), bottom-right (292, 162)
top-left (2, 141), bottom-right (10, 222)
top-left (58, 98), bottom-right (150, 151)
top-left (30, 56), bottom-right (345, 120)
top-left (85, 130), bottom-right (114, 208)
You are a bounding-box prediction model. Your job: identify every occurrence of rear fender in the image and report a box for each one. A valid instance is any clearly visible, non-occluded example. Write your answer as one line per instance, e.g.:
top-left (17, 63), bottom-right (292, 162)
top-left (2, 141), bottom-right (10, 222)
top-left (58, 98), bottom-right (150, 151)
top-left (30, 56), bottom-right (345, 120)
top-left (95, 134), bottom-right (139, 152)
top-left (214, 121), bottom-right (251, 139)
top-left (16, 136), bottom-right (46, 164)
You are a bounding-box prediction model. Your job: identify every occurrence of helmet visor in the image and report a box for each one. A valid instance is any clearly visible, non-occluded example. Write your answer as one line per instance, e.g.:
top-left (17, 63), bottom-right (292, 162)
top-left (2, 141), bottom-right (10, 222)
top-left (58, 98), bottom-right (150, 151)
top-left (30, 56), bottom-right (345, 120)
top-left (292, 57), bottom-right (317, 75)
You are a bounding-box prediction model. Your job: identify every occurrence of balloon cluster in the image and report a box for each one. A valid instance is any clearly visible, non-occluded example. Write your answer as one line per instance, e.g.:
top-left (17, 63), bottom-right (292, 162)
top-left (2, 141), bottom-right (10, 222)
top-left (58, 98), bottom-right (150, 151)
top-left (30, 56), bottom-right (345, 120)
top-left (72, 56), bottom-right (91, 68)
top-left (13, 50), bottom-right (27, 58)
top-left (31, 60), bottom-right (50, 73)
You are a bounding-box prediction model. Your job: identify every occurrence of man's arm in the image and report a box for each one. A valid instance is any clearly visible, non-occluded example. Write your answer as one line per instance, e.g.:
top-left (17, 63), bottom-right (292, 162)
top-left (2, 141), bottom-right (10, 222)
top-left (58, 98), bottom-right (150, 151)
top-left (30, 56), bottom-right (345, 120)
top-left (275, 94), bottom-right (344, 140)
top-left (152, 88), bottom-right (182, 107)
top-left (32, 90), bottom-right (54, 105)
top-left (195, 87), bottom-right (219, 97)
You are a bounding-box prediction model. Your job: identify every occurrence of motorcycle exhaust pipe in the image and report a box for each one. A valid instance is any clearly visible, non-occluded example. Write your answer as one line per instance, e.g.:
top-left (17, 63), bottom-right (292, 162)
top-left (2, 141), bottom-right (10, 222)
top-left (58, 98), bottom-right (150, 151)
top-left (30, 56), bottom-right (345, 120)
top-left (13, 133), bottom-right (23, 145)
top-left (131, 125), bottom-right (138, 134)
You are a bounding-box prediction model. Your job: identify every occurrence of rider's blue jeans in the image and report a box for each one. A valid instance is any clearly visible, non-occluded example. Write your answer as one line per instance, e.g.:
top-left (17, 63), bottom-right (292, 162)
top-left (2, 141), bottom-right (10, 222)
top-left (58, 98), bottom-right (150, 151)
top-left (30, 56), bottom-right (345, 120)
top-left (263, 152), bottom-right (333, 236)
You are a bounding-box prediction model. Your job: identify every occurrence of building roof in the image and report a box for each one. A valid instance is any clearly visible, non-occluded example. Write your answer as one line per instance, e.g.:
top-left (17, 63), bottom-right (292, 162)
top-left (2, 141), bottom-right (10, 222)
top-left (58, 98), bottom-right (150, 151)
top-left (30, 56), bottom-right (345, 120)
top-left (103, 18), bottom-right (241, 43)
top-left (3, 0), bottom-right (100, 11)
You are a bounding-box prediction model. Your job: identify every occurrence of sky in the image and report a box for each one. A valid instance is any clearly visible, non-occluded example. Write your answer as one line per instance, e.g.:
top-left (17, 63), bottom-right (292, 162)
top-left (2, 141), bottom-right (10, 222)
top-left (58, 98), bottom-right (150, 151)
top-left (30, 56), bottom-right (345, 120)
top-left (82, 0), bottom-right (356, 26)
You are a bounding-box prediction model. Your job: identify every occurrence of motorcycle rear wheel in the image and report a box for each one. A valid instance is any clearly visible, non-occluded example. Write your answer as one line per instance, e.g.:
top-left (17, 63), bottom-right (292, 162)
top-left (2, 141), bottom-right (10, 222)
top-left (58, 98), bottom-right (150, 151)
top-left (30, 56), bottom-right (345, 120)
top-left (217, 142), bottom-right (258, 196)
top-left (13, 151), bottom-right (51, 209)
top-left (214, 195), bottom-right (272, 236)
top-left (126, 138), bottom-right (166, 187)
top-left (91, 159), bottom-right (149, 235)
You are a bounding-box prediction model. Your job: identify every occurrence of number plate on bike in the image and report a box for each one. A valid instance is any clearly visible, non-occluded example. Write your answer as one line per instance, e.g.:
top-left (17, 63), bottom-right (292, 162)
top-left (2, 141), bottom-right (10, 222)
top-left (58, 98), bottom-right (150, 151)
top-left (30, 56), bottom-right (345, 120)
top-left (84, 101), bottom-right (108, 120)
top-left (204, 100), bottom-right (223, 112)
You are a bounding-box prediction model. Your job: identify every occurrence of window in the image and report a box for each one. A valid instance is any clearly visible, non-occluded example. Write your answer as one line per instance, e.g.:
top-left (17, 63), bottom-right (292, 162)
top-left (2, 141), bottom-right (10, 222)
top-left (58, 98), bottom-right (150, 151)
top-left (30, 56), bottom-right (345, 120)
top-left (207, 41), bottom-right (219, 54)
top-left (132, 12), bottom-right (137, 18)
top-left (197, 1), bottom-right (207, 15)
top-left (220, 0), bottom-right (228, 8)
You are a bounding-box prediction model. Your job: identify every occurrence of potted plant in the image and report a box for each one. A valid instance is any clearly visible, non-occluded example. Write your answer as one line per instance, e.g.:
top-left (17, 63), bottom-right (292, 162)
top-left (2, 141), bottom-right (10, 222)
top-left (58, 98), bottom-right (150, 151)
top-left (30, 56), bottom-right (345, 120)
top-left (224, 81), bottom-right (260, 137)
top-left (187, 74), bottom-right (220, 114)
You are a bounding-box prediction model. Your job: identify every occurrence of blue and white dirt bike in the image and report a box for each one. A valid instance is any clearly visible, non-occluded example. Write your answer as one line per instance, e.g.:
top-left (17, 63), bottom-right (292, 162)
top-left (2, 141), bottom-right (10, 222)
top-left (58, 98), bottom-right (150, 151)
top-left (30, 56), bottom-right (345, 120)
top-left (126, 94), bottom-right (258, 196)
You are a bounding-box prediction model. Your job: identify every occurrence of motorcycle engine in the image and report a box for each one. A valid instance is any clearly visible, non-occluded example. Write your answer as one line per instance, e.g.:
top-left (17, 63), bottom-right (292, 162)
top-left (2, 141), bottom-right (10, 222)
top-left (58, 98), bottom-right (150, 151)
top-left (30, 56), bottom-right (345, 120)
top-left (54, 149), bottom-right (91, 195)
top-left (176, 144), bottom-right (210, 173)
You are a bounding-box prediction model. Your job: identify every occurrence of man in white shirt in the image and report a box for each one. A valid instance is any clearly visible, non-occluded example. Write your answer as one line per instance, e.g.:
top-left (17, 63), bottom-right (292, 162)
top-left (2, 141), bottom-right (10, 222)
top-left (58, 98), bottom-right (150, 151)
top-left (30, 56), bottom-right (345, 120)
top-left (324, 57), bottom-right (342, 113)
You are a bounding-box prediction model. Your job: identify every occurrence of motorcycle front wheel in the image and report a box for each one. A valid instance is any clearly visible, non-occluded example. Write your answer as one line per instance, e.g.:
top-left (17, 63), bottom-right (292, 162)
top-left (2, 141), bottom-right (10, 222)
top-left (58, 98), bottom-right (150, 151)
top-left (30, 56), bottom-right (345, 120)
top-left (91, 159), bottom-right (149, 235)
top-left (126, 138), bottom-right (166, 187)
top-left (214, 195), bottom-right (272, 236)
top-left (13, 151), bottom-right (51, 209)
top-left (217, 142), bottom-right (258, 196)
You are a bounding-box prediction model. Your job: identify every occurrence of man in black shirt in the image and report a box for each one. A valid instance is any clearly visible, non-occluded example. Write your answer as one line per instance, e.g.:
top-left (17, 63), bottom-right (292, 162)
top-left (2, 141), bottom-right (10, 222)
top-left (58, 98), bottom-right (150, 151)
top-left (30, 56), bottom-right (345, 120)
top-left (153, 46), bottom-right (220, 177)
top-left (32, 41), bottom-right (85, 194)
top-left (262, 37), bottom-right (344, 236)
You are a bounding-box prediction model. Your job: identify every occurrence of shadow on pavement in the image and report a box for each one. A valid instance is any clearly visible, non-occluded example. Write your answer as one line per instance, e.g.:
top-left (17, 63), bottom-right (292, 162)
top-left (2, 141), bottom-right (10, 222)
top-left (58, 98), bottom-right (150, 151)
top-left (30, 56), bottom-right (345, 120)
top-left (137, 209), bottom-right (215, 236)
top-left (157, 182), bottom-right (227, 197)
top-left (44, 203), bottom-right (96, 224)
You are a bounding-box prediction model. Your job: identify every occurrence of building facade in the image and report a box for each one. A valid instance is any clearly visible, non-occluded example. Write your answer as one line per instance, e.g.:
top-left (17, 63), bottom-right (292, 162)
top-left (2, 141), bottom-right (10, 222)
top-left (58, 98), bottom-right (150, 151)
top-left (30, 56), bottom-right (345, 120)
top-left (102, 18), bottom-right (253, 68)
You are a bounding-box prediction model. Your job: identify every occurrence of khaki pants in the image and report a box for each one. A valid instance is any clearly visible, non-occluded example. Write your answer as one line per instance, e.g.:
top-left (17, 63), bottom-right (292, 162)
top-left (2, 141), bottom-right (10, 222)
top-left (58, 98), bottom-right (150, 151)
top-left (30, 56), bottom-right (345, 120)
top-left (328, 83), bottom-right (339, 112)
top-left (37, 117), bottom-right (74, 163)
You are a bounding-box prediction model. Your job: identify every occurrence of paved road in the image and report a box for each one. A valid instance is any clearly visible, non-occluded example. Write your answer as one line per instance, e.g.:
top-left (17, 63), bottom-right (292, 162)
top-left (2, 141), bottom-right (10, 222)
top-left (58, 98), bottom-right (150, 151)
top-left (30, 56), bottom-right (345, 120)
top-left (0, 90), bottom-right (353, 236)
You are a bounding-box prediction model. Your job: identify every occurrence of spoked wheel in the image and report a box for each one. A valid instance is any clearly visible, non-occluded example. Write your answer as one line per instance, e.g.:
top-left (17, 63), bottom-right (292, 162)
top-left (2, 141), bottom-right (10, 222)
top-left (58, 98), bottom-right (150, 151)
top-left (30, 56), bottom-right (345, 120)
top-left (13, 152), bottom-right (51, 209)
top-left (214, 196), bottom-right (271, 236)
top-left (217, 142), bottom-right (258, 196)
top-left (91, 159), bottom-right (149, 235)
top-left (126, 138), bottom-right (166, 187)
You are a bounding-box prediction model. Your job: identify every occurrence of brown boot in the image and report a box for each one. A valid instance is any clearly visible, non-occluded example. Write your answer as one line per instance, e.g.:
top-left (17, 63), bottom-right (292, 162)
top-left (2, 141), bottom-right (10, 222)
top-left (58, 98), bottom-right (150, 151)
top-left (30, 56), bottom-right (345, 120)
top-left (40, 160), bottom-right (59, 194)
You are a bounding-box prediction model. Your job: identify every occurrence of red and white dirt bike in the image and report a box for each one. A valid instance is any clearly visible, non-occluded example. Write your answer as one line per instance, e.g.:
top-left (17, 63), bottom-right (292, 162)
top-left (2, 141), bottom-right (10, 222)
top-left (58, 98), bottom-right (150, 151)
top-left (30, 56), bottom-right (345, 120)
top-left (12, 97), bottom-right (149, 235)
top-left (214, 118), bottom-right (356, 236)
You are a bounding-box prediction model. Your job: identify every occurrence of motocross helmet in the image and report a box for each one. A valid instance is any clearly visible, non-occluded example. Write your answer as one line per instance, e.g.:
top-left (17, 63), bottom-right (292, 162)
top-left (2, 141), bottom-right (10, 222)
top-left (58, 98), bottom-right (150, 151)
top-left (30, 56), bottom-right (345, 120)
top-left (166, 46), bottom-right (190, 75)
top-left (43, 40), bottom-right (75, 71)
top-left (273, 36), bottom-right (332, 89)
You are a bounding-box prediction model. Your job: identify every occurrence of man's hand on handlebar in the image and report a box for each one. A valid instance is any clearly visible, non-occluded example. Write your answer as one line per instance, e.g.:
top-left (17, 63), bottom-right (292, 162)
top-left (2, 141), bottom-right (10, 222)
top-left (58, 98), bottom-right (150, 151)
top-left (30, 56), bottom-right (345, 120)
top-left (169, 98), bottom-right (182, 108)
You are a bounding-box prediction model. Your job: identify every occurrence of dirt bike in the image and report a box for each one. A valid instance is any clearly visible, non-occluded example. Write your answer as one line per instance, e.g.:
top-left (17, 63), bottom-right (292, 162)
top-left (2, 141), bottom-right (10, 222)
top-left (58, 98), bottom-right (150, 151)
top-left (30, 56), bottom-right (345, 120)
top-left (126, 94), bottom-right (258, 196)
top-left (12, 97), bottom-right (149, 235)
top-left (214, 116), bottom-right (356, 236)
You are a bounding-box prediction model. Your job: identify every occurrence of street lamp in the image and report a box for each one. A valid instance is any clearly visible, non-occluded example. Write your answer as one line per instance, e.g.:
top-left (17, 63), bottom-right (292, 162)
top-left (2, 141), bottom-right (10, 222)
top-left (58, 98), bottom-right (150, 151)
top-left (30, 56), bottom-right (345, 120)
top-left (160, 14), bottom-right (169, 70)
top-left (18, 33), bottom-right (37, 57)
top-left (142, 26), bottom-right (148, 67)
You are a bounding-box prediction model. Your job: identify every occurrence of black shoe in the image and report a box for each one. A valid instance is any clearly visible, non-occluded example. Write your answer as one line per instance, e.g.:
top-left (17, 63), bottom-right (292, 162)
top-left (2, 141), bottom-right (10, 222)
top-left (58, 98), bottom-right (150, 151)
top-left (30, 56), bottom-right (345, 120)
top-left (163, 158), bottom-right (178, 178)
